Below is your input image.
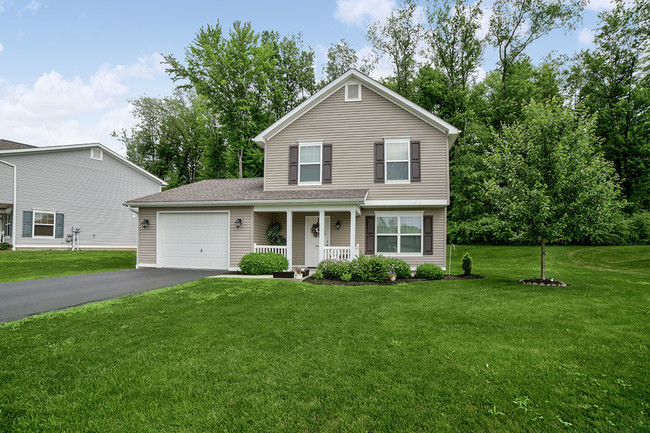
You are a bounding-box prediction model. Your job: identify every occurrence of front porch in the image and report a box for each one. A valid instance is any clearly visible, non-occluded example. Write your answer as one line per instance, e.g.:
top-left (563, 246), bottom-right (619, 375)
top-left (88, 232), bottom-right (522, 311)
top-left (252, 207), bottom-right (361, 269)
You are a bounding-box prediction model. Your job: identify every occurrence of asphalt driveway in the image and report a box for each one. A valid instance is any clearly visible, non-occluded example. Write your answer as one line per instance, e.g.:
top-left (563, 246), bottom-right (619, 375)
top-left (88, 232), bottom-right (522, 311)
top-left (0, 268), bottom-right (222, 323)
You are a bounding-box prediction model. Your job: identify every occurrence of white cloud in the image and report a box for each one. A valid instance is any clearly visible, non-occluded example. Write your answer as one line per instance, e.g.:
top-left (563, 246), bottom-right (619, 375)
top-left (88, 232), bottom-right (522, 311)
top-left (578, 27), bottom-right (594, 45)
top-left (334, 0), bottom-right (396, 27)
top-left (17, 0), bottom-right (40, 15)
top-left (0, 1), bottom-right (4, 12)
top-left (586, 0), bottom-right (615, 11)
top-left (476, 6), bottom-right (492, 39)
top-left (0, 43), bottom-right (3, 53)
top-left (0, 53), bottom-right (167, 154)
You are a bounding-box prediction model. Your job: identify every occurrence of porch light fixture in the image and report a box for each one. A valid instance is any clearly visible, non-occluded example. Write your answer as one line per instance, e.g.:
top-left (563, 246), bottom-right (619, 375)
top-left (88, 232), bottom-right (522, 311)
top-left (335, 220), bottom-right (341, 230)
top-left (235, 218), bottom-right (242, 228)
top-left (140, 219), bottom-right (149, 229)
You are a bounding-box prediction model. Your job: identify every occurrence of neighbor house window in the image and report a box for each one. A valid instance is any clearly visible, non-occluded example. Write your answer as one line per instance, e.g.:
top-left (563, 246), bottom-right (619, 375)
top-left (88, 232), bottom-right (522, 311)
top-left (33, 211), bottom-right (55, 237)
top-left (91, 148), bottom-right (103, 160)
top-left (376, 213), bottom-right (422, 255)
top-left (345, 82), bottom-right (361, 102)
top-left (299, 142), bottom-right (322, 185)
top-left (385, 138), bottom-right (410, 183)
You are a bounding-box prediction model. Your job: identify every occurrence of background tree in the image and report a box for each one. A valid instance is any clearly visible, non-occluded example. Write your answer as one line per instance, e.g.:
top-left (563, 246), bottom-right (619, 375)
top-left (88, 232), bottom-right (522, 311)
top-left (485, 101), bottom-right (624, 279)
top-left (322, 39), bottom-right (373, 84)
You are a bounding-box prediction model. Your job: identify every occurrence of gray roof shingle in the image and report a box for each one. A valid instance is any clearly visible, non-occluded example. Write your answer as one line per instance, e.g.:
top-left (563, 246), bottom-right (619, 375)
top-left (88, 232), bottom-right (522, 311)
top-left (0, 139), bottom-right (36, 150)
top-left (126, 177), bottom-right (367, 205)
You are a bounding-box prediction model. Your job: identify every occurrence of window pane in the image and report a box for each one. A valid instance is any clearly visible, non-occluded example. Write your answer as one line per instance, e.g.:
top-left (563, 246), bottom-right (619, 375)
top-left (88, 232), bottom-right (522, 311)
top-left (377, 235), bottom-right (398, 253)
top-left (300, 145), bottom-right (321, 163)
top-left (401, 236), bottom-right (421, 253)
top-left (300, 164), bottom-right (320, 182)
top-left (401, 216), bottom-right (421, 234)
top-left (386, 141), bottom-right (408, 160)
top-left (34, 212), bottom-right (54, 224)
top-left (387, 162), bottom-right (408, 181)
top-left (377, 216), bottom-right (398, 234)
top-left (34, 225), bottom-right (54, 236)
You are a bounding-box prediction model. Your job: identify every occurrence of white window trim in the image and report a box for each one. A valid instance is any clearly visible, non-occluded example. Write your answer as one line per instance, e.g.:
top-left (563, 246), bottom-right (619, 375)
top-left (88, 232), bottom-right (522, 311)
top-left (345, 82), bottom-right (362, 102)
top-left (298, 141), bottom-right (323, 186)
top-left (90, 148), bottom-right (103, 160)
top-left (375, 211), bottom-right (423, 256)
top-left (384, 137), bottom-right (410, 184)
top-left (32, 210), bottom-right (56, 239)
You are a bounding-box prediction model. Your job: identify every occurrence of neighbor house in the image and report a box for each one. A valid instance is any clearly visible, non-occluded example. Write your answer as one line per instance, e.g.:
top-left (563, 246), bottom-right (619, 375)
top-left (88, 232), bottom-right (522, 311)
top-left (125, 69), bottom-right (459, 271)
top-left (0, 139), bottom-right (165, 250)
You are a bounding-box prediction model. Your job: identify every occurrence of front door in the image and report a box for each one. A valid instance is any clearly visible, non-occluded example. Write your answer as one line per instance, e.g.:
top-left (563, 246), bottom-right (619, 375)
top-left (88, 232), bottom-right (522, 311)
top-left (305, 216), bottom-right (330, 267)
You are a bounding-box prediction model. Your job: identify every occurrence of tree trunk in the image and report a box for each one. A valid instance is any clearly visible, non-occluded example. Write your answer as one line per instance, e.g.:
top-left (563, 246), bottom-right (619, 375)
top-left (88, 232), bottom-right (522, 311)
top-left (541, 238), bottom-right (546, 280)
top-left (238, 149), bottom-right (243, 179)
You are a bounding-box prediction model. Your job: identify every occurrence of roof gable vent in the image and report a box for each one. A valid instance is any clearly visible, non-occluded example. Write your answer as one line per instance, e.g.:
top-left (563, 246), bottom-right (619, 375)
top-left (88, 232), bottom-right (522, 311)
top-left (345, 82), bottom-right (361, 102)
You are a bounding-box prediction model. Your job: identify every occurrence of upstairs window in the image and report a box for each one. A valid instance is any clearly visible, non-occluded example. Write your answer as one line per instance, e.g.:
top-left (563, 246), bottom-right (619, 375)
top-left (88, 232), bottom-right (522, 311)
top-left (345, 82), bottom-right (361, 102)
top-left (385, 138), bottom-right (410, 183)
top-left (299, 142), bottom-right (322, 185)
top-left (91, 148), bottom-right (103, 160)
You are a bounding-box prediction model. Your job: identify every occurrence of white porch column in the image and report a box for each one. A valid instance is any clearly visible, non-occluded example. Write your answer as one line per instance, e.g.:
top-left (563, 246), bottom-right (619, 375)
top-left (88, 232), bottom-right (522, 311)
top-left (286, 210), bottom-right (293, 270)
top-left (349, 208), bottom-right (357, 259)
top-left (318, 209), bottom-right (325, 264)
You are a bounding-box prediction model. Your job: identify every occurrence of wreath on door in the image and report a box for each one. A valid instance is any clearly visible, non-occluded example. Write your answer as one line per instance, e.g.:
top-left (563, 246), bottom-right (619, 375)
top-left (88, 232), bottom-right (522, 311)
top-left (311, 222), bottom-right (319, 238)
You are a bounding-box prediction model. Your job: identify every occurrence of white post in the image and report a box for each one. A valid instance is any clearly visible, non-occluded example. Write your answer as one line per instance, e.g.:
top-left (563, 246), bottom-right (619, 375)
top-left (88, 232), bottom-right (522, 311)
top-left (286, 210), bottom-right (293, 270)
top-left (318, 209), bottom-right (325, 264)
top-left (349, 208), bottom-right (356, 260)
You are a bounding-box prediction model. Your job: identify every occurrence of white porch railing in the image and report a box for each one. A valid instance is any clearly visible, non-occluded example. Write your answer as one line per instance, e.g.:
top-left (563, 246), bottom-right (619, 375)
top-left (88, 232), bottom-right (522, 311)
top-left (254, 243), bottom-right (288, 258)
top-left (323, 245), bottom-right (360, 261)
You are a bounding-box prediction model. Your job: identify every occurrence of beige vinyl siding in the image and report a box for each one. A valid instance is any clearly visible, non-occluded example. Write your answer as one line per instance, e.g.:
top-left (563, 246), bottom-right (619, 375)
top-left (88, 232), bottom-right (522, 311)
top-left (137, 206), bottom-right (253, 268)
top-left (253, 212), bottom-right (273, 245)
top-left (289, 211), bottom-right (357, 266)
top-left (264, 84), bottom-right (449, 202)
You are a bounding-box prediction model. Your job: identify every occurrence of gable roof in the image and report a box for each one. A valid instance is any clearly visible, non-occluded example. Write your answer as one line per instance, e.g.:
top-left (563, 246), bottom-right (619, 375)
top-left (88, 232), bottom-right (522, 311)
top-left (0, 139), bottom-right (36, 150)
top-left (125, 177), bottom-right (368, 206)
top-left (0, 142), bottom-right (166, 185)
top-left (253, 69), bottom-right (460, 147)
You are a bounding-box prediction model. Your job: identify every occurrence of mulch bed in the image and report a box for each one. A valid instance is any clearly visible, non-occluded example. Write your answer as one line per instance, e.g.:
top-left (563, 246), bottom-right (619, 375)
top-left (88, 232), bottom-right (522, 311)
top-left (520, 278), bottom-right (568, 287)
top-left (305, 274), bottom-right (484, 286)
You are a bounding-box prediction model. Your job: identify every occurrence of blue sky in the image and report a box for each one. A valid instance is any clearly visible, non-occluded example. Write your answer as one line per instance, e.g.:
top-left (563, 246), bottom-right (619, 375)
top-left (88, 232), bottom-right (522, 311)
top-left (0, 0), bottom-right (613, 154)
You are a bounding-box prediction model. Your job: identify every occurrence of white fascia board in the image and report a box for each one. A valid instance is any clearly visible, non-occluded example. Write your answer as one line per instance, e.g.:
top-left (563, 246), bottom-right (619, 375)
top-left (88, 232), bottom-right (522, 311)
top-left (254, 203), bottom-right (362, 214)
top-left (124, 197), bottom-right (366, 208)
top-left (0, 142), bottom-right (167, 186)
top-left (363, 199), bottom-right (448, 207)
top-left (253, 69), bottom-right (460, 146)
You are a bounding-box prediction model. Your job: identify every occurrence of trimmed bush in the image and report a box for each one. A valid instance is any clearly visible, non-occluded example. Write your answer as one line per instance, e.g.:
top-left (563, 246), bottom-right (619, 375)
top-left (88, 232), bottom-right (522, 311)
top-left (340, 272), bottom-right (352, 282)
top-left (239, 252), bottom-right (288, 275)
top-left (318, 260), bottom-right (351, 280)
top-left (416, 263), bottom-right (444, 280)
top-left (461, 252), bottom-right (473, 275)
top-left (386, 257), bottom-right (411, 279)
top-left (0, 242), bottom-right (12, 251)
top-left (313, 269), bottom-right (324, 279)
top-left (349, 255), bottom-right (391, 282)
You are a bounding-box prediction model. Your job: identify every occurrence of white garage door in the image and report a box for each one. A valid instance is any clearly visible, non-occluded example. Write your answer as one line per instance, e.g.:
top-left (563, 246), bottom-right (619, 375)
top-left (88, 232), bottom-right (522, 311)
top-left (158, 212), bottom-right (229, 269)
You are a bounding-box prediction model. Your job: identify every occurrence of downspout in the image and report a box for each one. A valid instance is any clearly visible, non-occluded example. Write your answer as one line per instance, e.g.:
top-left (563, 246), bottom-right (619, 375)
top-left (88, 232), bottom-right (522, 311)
top-left (127, 205), bottom-right (139, 267)
top-left (0, 159), bottom-right (17, 251)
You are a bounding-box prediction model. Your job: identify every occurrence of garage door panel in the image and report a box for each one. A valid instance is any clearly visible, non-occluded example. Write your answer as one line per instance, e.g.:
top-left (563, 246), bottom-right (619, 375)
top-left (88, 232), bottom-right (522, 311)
top-left (159, 212), bottom-right (229, 270)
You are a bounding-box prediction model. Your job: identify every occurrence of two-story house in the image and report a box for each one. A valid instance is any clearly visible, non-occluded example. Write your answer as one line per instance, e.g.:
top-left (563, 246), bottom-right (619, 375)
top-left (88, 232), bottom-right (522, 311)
top-left (0, 140), bottom-right (165, 250)
top-left (125, 69), bottom-right (459, 271)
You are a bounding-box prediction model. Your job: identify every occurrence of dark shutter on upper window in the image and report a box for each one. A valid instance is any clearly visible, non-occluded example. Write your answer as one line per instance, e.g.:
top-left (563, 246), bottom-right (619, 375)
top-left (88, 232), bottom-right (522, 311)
top-left (288, 145), bottom-right (298, 184)
top-left (55, 213), bottom-right (65, 238)
top-left (423, 215), bottom-right (433, 255)
top-left (374, 141), bottom-right (384, 183)
top-left (365, 215), bottom-right (375, 254)
top-left (22, 210), bottom-right (32, 237)
top-left (322, 144), bottom-right (332, 184)
top-left (410, 140), bottom-right (421, 182)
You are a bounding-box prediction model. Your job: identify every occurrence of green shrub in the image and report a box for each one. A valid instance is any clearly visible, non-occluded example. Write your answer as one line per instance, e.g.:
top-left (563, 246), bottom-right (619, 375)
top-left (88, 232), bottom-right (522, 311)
top-left (0, 242), bottom-right (12, 251)
top-left (416, 263), bottom-right (444, 280)
top-left (461, 252), bottom-right (473, 275)
top-left (350, 255), bottom-right (390, 282)
top-left (386, 257), bottom-right (411, 279)
top-left (313, 269), bottom-right (324, 279)
top-left (318, 260), bottom-right (351, 280)
top-left (340, 272), bottom-right (352, 282)
top-left (239, 252), bottom-right (288, 275)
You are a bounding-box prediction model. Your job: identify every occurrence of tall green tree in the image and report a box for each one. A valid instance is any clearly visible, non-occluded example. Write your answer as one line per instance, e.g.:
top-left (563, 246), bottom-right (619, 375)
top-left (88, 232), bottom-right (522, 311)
top-left (165, 21), bottom-right (273, 178)
top-left (567, 0), bottom-right (650, 211)
top-left (322, 39), bottom-right (373, 84)
top-left (485, 101), bottom-right (624, 279)
top-left (366, 0), bottom-right (424, 97)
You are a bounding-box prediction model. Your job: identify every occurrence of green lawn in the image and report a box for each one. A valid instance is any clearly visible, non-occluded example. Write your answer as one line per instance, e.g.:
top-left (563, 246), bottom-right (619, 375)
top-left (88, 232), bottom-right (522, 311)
top-left (1, 246), bottom-right (648, 432)
top-left (0, 250), bottom-right (136, 283)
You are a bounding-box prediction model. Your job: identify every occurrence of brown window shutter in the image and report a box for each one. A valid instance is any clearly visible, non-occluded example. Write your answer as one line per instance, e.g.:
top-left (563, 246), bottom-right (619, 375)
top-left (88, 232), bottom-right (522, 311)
top-left (365, 216), bottom-right (375, 255)
top-left (423, 215), bottom-right (433, 255)
top-left (289, 145), bottom-right (298, 184)
top-left (411, 140), bottom-right (421, 182)
top-left (322, 144), bottom-right (332, 184)
top-left (374, 141), bottom-right (384, 183)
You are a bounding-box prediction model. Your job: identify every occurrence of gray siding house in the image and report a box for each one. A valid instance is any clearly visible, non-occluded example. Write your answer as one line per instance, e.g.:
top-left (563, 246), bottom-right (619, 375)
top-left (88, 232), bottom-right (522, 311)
top-left (126, 69), bottom-right (458, 271)
top-left (0, 140), bottom-right (165, 250)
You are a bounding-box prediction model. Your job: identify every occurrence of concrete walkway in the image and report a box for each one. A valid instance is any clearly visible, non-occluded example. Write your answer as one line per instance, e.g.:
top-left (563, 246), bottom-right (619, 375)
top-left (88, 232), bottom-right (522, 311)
top-left (0, 268), bottom-right (221, 323)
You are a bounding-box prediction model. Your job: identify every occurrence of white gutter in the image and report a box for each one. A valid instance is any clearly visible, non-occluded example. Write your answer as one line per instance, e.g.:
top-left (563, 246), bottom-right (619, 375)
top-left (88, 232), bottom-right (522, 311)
top-left (123, 196), bottom-right (367, 208)
top-left (0, 159), bottom-right (17, 251)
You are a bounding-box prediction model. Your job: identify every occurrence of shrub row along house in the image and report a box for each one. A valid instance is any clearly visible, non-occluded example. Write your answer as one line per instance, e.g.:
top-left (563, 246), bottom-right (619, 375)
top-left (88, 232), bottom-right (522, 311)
top-left (0, 139), bottom-right (165, 250)
top-left (125, 70), bottom-right (458, 271)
